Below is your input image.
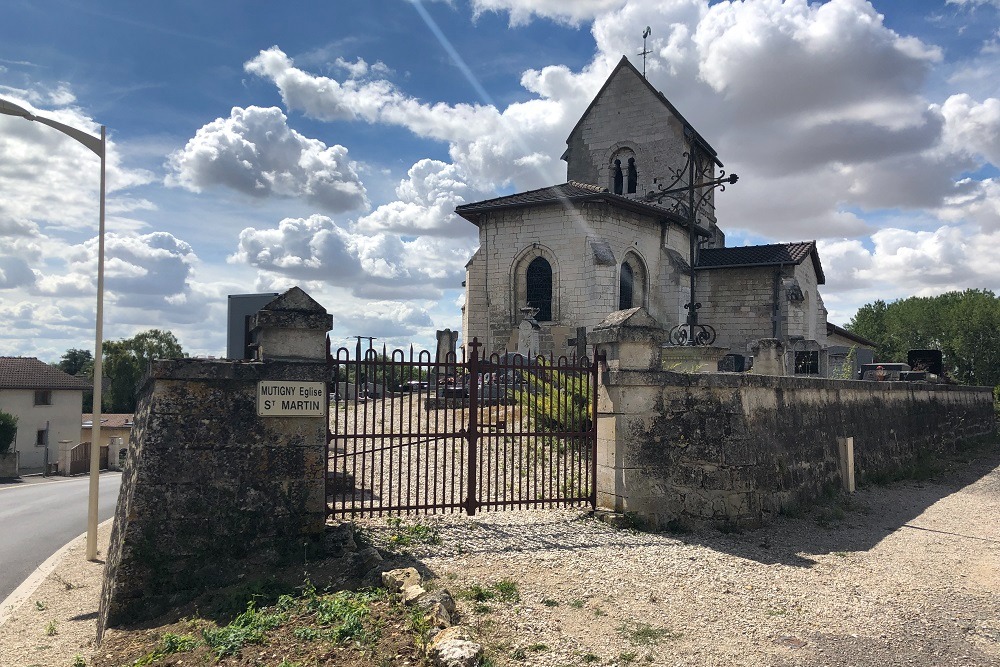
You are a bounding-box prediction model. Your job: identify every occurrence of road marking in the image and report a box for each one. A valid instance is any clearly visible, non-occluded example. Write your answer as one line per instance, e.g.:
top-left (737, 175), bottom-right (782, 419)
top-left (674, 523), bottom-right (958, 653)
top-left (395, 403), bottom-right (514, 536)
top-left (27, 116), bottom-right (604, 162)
top-left (0, 472), bottom-right (121, 492)
top-left (0, 517), bottom-right (114, 628)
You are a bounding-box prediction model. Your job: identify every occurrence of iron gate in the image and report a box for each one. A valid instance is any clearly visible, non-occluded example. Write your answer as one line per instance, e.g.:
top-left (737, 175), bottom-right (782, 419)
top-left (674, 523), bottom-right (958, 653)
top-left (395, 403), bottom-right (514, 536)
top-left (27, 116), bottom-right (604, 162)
top-left (327, 337), bottom-right (601, 517)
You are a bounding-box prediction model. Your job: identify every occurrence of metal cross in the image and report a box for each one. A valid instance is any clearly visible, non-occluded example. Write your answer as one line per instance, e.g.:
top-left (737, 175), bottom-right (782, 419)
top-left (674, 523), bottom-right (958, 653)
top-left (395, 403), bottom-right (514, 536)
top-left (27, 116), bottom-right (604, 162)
top-left (639, 26), bottom-right (652, 78)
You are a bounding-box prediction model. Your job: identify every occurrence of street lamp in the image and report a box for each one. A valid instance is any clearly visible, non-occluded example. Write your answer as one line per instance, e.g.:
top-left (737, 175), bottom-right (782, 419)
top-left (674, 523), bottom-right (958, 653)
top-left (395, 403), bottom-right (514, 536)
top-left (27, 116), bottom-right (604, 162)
top-left (0, 97), bottom-right (107, 561)
top-left (644, 134), bottom-right (738, 346)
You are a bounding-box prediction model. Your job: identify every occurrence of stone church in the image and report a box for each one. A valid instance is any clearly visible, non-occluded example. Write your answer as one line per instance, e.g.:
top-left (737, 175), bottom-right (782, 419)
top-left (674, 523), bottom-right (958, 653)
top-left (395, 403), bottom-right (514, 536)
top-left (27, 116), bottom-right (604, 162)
top-left (458, 57), bottom-right (829, 374)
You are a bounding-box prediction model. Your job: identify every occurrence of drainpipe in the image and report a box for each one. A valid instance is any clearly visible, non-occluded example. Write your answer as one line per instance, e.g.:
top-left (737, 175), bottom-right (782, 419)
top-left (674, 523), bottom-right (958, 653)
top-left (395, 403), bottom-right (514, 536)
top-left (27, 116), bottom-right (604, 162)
top-left (771, 266), bottom-right (787, 340)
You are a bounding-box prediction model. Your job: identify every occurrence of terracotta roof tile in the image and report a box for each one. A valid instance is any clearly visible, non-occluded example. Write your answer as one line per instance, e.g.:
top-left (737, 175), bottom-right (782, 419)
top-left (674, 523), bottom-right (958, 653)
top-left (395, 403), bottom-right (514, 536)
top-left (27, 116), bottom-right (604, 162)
top-left (0, 357), bottom-right (91, 390)
top-left (82, 413), bottom-right (134, 428)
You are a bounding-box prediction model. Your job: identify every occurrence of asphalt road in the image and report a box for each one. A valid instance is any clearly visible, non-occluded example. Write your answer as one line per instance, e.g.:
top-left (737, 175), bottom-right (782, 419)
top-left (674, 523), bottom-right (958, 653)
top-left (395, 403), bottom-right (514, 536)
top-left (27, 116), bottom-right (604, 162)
top-left (0, 472), bottom-right (121, 603)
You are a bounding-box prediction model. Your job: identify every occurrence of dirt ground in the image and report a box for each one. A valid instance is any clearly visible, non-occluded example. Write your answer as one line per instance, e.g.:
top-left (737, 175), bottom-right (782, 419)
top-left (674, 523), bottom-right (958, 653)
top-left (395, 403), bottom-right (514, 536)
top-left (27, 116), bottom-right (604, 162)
top-left (2, 446), bottom-right (998, 667)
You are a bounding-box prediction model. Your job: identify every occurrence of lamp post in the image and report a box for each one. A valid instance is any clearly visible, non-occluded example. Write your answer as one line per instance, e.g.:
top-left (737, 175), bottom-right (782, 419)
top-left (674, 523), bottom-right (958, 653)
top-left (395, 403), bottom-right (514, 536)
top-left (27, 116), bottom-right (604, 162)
top-left (0, 98), bottom-right (107, 561)
top-left (644, 136), bottom-right (737, 346)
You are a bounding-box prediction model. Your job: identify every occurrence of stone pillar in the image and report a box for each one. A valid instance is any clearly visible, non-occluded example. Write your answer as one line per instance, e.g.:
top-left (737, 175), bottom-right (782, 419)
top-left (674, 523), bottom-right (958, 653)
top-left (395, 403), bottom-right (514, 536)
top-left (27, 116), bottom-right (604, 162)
top-left (98, 287), bottom-right (333, 635)
top-left (750, 338), bottom-right (786, 376)
top-left (589, 308), bottom-right (667, 514)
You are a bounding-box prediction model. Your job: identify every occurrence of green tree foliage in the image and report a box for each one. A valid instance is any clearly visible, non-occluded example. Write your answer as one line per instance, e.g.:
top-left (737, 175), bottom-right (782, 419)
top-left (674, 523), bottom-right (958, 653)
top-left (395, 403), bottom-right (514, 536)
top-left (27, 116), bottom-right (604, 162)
top-left (55, 348), bottom-right (93, 376)
top-left (103, 329), bottom-right (186, 412)
top-left (0, 410), bottom-right (17, 455)
top-left (847, 289), bottom-right (1000, 386)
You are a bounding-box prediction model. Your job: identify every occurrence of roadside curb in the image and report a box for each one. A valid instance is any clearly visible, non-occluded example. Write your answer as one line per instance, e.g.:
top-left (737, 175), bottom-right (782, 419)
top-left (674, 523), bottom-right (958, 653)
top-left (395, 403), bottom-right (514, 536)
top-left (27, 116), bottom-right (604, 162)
top-left (0, 517), bottom-right (113, 628)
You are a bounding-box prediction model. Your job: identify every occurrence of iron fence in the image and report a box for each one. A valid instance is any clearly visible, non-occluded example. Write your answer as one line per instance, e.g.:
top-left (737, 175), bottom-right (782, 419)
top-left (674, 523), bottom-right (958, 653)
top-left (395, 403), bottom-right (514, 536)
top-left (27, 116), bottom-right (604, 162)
top-left (327, 337), bottom-right (601, 517)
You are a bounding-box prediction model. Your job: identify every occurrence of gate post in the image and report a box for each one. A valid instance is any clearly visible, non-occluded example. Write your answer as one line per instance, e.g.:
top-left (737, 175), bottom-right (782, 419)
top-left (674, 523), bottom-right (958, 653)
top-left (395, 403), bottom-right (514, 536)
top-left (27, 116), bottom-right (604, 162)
top-left (589, 308), bottom-right (667, 514)
top-left (464, 338), bottom-right (481, 515)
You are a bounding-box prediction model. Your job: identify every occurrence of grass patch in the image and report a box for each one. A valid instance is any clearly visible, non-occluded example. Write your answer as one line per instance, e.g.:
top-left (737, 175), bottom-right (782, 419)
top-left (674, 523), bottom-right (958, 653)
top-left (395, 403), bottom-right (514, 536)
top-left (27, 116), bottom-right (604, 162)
top-left (618, 621), bottom-right (680, 646)
top-left (133, 632), bottom-right (199, 666)
top-left (460, 579), bottom-right (520, 604)
top-left (202, 601), bottom-right (286, 657)
top-left (384, 517), bottom-right (441, 550)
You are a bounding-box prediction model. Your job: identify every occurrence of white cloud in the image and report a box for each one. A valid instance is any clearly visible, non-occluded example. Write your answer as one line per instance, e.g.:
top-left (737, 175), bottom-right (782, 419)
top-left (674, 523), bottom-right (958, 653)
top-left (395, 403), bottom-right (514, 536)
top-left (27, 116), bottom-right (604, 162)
top-left (229, 214), bottom-right (362, 280)
top-left (166, 105), bottom-right (369, 213)
top-left (333, 301), bottom-right (434, 339)
top-left (465, 0), bottom-right (627, 26)
top-left (229, 211), bottom-right (474, 301)
top-left (356, 159), bottom-right (486, 236)
top-left (244, 47), bottom-right (577, 190)
top-left (937, 94), bottom-right (1000, 165)
top-left (0, 98), bottom-right (154, 236)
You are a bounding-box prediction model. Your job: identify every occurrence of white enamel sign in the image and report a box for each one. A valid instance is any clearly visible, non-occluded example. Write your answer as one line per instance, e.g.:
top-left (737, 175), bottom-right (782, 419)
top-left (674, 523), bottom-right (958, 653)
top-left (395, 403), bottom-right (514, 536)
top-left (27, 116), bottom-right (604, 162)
top-left (257, 381), bottom-right (326, 416)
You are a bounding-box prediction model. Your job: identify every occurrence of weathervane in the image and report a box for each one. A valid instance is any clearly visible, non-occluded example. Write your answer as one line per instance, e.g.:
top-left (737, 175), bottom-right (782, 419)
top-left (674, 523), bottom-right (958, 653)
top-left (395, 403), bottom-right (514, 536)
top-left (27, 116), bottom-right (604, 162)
top-left (639, 26), bottom-right (652, 78)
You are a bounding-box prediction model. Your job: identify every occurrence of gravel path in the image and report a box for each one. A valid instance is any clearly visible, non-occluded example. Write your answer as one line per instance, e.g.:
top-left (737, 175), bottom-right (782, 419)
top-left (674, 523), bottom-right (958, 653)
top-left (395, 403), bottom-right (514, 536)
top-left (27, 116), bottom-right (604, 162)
top-left (360, 448), bottom-right (1000, 667)
top-left (4, 449), bottom-right (997, 667)
top-left (0, 522), bottom-right (111, 667)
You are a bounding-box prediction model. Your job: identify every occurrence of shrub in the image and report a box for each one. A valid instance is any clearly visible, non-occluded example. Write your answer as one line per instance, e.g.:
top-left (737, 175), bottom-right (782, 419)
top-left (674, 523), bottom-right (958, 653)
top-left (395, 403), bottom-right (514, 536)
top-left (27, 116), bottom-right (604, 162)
top-left (0, 410), bottom-right (16, 456)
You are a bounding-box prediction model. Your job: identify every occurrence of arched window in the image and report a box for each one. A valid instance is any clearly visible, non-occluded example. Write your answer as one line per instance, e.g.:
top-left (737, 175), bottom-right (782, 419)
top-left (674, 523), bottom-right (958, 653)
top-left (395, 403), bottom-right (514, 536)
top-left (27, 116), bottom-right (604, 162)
top-left (612, 159), bottom-right (623, 195)
top-left (627, 157), bottom-right (637, 194)
top-left (619, 261), bottom-right (634, 310)
top-left (526, 257), bottom-right (553, 321)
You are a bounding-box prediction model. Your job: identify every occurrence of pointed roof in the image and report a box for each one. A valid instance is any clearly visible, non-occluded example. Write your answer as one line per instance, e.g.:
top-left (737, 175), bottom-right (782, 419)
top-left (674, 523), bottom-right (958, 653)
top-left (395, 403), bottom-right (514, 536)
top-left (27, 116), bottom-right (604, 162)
top-left (0, 357), bottom-right (91, 390)
top-left (696, 241), bottom-right (825, 284)
top-left (261, 286), bottom-right (327, 314)
top-left (565, 56), bottom-right (721, 166)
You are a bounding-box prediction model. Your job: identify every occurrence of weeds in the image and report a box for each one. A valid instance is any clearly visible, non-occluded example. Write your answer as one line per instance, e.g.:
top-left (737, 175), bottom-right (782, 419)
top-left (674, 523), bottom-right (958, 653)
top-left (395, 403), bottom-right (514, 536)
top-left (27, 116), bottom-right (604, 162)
top-left (34, 601), bottom-right (46, 611)
top-left (133, 633), bottom-right (199, 666)
top-left (72, 655), bottom-right (86, 667)
top-left (461, 579), bottom-right (520, 604)
top-left (541, 598), bottom-right (559, 607)
top-left (53, 575), bottom-right (79, 591)
top-left (201, 601), bottom-right (286, 657)
top-left (384, 517), bottom-right (442, 550)
top-left (618, 621), bottom-right (679, 646)
top-left (44, 620), bottom-right (57, 636)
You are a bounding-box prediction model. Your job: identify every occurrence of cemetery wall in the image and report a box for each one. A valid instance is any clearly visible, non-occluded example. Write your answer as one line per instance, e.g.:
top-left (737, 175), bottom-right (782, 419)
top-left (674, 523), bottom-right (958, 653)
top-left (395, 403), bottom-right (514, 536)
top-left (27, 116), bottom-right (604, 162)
top-left (597, 370), bottom-right (996, 529)
top-left (98, 288), bottom-right (336, 636)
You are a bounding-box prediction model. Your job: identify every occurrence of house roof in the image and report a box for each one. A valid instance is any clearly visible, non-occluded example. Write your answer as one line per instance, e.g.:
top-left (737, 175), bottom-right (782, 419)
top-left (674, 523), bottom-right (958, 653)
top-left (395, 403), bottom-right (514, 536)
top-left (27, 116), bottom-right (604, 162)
top-left (82, 413), bottom-right (134, 429)
top-left (0, 357), bottom-right (91, 391)
top-left (826, 323), bottom-right (879, 349)
top-left (564, 56), bottom-right (721, 167)
top-left (696, 241), bottom-right (826, 284)
top-left (455, 181), bottom-right (712, 235)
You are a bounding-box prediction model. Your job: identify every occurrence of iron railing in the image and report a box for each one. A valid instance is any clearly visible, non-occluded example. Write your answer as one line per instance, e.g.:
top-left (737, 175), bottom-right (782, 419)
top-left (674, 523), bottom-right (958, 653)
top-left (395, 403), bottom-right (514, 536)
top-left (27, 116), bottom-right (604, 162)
top-left (327, 337), bottom-right (601, 517)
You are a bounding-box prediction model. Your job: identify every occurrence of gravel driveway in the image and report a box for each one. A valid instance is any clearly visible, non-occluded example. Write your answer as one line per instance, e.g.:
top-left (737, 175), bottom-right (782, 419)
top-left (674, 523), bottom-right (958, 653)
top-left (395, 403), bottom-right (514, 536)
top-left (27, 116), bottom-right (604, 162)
top-left (4, 447), bottom-right (997, 667)
top-left (360, 446), bottom-right (1000, 667)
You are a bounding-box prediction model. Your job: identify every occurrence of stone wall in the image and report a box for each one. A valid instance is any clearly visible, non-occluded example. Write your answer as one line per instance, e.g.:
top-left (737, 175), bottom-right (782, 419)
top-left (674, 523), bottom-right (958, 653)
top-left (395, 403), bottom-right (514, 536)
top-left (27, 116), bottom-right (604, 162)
top-left (696, 261), bottom-right (828, 358)
top-left (464, 200), bottom-right (691, 357)
top-left (98, 288), bottom-right (332, 634)
top-left (592, 309), bottom-right (997, 529)
top-left (597, 370), bottom-right (995, 529)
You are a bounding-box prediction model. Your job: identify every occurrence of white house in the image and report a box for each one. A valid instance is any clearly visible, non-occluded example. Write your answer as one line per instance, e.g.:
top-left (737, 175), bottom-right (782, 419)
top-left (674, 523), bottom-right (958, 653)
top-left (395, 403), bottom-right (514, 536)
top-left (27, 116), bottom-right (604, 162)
top-left (0, 357), bottom-right (89, 475)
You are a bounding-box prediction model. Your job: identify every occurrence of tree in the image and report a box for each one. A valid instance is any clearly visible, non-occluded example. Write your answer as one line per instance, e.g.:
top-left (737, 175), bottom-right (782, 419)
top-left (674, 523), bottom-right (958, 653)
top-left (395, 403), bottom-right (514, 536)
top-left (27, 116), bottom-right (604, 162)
top-left (55, 348), bottom-right (93, 377)
top-left (847, 289), bottom-right (1000, 387)
top-left (103, 329), bottom-right (186, 412)
top-left (0, 410), bottom-right (16, 456)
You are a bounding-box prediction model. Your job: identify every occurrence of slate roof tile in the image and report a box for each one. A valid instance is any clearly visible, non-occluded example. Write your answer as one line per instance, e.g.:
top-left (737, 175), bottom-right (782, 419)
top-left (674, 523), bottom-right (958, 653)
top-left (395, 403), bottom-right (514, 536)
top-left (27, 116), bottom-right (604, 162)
top-left (696, 241), bottom-right (825, 284)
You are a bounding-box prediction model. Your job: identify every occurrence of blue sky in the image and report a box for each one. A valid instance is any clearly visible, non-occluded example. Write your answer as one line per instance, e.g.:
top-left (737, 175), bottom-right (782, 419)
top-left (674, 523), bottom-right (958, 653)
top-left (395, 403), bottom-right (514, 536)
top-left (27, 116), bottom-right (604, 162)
top-left (2, 0), bottom-right (1000, 361)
